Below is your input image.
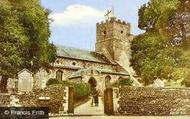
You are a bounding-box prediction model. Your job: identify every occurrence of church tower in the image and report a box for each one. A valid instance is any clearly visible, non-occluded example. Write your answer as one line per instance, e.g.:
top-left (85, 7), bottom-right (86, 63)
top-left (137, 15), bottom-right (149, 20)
top-left (95, 17), bottom-right (134, 73)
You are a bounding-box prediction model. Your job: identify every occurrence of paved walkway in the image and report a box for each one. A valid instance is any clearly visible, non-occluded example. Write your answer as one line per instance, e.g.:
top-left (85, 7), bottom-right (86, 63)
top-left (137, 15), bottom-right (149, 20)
top-left (74, 97), bottom-right (104, 115)
top-left (50, 116), bottom-right (190, 119)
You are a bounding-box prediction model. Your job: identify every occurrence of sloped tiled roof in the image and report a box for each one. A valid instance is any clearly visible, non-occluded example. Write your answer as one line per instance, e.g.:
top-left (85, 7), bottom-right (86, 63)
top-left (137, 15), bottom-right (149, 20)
top-left (56, 46), bottom-right (112, 64)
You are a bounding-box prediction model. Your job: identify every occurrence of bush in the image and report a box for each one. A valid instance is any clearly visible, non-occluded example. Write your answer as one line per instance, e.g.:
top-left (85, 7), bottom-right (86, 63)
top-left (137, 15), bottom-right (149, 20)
top-left (113, 78), bottom-right (133, 87)
top-left (61, 80), bottom-right (72, 86)
top-left (46, 78), bottom-right (61, 86)
top-left (74, 83), bottom-right (91, 100)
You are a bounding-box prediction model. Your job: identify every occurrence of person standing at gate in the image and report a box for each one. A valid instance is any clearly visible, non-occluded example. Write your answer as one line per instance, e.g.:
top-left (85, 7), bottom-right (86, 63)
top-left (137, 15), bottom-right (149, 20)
top-left (91, 88), bottom-right (95, 106)
top-left (94, 89), bottom-right (99, 106)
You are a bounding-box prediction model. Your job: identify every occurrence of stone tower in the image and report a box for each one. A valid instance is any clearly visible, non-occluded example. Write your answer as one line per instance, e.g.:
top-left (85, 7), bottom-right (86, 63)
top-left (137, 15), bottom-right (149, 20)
top-left (96, 17), bottom-right (134, 74)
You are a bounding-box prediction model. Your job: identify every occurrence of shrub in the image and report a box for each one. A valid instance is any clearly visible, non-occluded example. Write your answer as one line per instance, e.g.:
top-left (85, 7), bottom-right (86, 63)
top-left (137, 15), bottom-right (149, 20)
top-left (74, 83), bottom-right (91, 100)
top-left (46, 78), bottom-right (61, 86)
top-left (113, 78), bottom-right (133, 87)
top-left (61, 80), bottom-right (72, 86)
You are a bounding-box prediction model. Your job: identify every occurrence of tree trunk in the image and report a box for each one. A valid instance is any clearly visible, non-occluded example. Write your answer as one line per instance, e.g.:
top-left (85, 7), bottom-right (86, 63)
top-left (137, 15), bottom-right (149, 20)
top-left (0, 75), bottom-right (8, 93)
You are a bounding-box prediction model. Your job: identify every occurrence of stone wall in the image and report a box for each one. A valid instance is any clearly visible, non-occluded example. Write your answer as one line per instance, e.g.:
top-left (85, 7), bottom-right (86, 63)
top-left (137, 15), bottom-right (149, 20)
top-left (0, 94), bottom-right (10, 106)
top-left (115, 87), bottom-right (190, 115)
top-left (0, 85), bottom-right (68, 114)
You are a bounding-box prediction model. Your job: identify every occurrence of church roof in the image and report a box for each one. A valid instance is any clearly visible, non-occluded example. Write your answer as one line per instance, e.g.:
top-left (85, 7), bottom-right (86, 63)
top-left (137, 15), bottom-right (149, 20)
top-left (56, 46), bottom-right (112, 64)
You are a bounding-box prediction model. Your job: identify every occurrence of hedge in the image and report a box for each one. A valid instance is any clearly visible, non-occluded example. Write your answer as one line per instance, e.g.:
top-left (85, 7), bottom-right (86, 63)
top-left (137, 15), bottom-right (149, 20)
top-left (74, 83), bottom-right (91, 100)
top-left (46, 78), bottom-right (61, 86)
top-left (113, 78), bottom-right (133, 87)
top-left (46, 79), bottom-right (91, 100)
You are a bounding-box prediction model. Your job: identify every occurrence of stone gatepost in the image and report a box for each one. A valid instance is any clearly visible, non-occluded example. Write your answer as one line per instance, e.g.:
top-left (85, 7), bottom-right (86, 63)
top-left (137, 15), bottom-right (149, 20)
top-left (68, 87), bottom-right (74, 114)
top-left (104, 88), bottom-right (113, 115)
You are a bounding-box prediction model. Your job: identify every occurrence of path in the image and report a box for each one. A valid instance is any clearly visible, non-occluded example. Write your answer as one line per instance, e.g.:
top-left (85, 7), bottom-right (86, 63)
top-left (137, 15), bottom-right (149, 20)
top-left (51, 116), bottom-right (190, 119)
top-left (74, 97), bottom-right (104, 115)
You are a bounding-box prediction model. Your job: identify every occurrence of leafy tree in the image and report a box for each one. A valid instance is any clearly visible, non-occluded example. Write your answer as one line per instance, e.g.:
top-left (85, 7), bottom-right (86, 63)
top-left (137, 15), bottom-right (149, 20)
top-left (131, 0), bottom-right (190, 85)
top-left (168, 0), bottom-right (190, 45)
top-left (0, 0), bottom-right (56, 92)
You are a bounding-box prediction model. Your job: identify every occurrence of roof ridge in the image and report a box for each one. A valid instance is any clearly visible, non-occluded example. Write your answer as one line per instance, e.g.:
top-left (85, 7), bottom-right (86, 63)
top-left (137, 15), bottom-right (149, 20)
top-left (56, 45), bottom-right (93, 53)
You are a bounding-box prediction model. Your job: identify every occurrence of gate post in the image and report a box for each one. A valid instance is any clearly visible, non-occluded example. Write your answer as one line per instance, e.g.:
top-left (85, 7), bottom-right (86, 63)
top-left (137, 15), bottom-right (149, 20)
top-left (104, 88), bottom-right (113, 115)
top-left (68, 86), bottom-right (74, 114)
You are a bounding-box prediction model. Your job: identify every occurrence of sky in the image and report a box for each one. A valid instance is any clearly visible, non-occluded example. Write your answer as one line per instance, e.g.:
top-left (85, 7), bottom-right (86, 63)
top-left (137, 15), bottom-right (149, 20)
top-left (41, 0), bottom-right (149, 51)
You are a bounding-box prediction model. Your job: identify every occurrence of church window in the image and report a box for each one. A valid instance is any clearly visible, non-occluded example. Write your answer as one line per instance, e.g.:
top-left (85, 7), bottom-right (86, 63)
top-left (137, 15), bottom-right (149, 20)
top-left (56, 70), bottom-right (63, 81)
top-left (121, 30), bottom-right (123, 34)
top-left (72, 62), bottom-right (76, 66)
top-left (103, 31), bottom-right (106, 35)
top-left (118, 77), bottom-right (123, 80)
top-left (105, 75), bottom-right (111, 88)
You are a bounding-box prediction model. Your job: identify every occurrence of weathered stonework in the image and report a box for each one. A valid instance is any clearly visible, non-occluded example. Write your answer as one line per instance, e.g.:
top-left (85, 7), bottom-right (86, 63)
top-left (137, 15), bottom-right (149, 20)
top-left (116, 87), bottom-right (190, 115)
top-left (96, 17), bottom-right (135, 74)
top-left (0, 85), bottom-right (68, 113)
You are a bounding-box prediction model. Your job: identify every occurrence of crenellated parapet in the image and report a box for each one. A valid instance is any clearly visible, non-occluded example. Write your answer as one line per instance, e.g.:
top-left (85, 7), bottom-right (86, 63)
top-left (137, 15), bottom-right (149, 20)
top-left (96, 17), bottom-right (130, 27)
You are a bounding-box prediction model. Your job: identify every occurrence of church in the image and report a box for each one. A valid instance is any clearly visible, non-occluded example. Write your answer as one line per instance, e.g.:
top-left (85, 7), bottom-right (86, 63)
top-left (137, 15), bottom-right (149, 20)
top-left (33, 15), bottom-right (141, 91)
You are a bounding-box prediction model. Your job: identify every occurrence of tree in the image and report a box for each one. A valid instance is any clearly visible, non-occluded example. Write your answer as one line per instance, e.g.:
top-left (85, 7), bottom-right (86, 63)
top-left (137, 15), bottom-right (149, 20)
top-left (131, 0), bottom-right (190, 85)
top-left (168, 0), bottom-right (190, 45)
top-left (0, 0), bottom-right (56, 92)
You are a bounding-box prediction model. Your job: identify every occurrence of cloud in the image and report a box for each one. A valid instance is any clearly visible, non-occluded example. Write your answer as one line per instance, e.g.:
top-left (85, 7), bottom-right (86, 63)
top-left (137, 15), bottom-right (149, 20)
top-left (50, 4), bottom-right (104, 27)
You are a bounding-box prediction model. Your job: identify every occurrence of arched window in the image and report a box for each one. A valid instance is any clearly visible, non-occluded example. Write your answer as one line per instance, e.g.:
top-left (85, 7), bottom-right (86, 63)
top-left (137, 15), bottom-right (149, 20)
top-left (105, 75), bottom-right (111, 88)
top-left (118, 77), bottom-right (123, 80)
top-left (56, 70), bottom-right (63, 81)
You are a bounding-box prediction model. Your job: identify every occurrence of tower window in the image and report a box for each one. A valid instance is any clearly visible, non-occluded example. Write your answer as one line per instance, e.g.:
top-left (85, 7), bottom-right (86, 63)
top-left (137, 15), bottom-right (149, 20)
top-left (56, 70), bottom-right (63, 81)
top-left (72, 62), bottom-right (76, 66)
top-left (103, 31), bottom-right (106, 35)
top-left (121, 30), bottom-right (123, 34)
top-left (105, 75), bottom-right (111, 88)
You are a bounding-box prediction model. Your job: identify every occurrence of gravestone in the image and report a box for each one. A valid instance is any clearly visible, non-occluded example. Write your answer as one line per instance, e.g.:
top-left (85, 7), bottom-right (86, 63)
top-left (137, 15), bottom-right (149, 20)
top-left (153, 79), bottom-right (165, 87)
top-left (18, 69), bottom-right (33, 93)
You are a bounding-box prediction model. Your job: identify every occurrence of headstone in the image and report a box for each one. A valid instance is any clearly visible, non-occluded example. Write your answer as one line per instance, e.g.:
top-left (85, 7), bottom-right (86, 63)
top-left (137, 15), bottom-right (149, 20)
top-left (33, 69), bottom-right (48, 89)
top-left (18, 69), bottom-right (33, 93)
top-left (153, 79), bottom-right (165, 87)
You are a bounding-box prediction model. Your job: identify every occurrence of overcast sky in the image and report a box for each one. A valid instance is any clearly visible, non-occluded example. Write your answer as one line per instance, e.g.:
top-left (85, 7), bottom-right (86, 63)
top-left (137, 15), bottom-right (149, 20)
top-left (41, 0), bottom-right (149, 50)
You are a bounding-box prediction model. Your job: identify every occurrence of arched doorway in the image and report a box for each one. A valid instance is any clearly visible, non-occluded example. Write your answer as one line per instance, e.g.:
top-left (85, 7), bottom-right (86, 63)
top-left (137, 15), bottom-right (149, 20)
top-left (88, 77), bottom-right (97, 91)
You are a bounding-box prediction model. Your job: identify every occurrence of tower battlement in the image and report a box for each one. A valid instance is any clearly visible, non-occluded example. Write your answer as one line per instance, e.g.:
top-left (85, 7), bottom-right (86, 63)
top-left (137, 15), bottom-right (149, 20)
top-left (96, 17), bottom-right (129, 26)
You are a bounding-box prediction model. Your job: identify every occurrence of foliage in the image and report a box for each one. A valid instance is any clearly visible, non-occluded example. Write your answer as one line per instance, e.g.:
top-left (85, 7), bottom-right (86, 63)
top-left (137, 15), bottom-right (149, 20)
top-left (46, 80), bottom-right (91, 100)
top-left (113, 78), bottom-right (133, 87)
top-left (74, 83), bottom-right (91, 100)
top-left (46, 78), bottom-right (61, 86)
top-left (131, 0), bottom-right (190, 86)
top-left (0, 0), bottom-right (56, 92)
